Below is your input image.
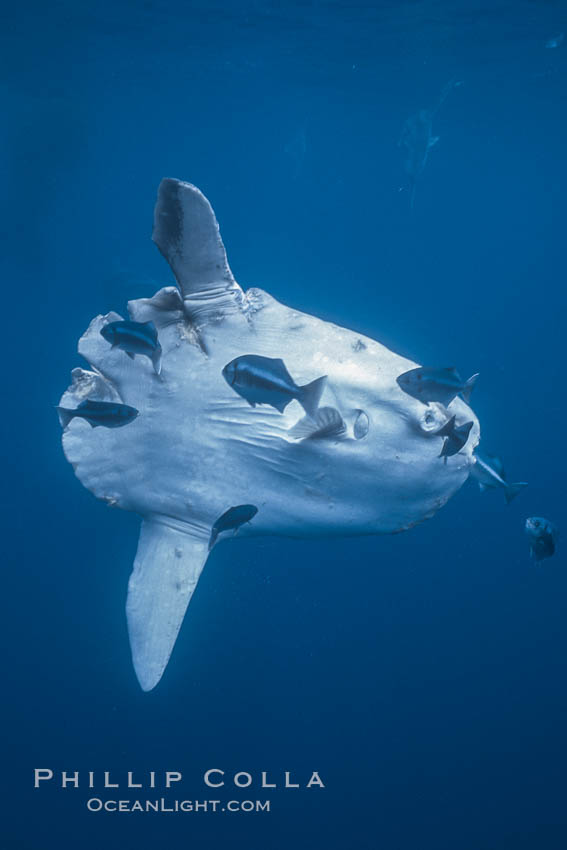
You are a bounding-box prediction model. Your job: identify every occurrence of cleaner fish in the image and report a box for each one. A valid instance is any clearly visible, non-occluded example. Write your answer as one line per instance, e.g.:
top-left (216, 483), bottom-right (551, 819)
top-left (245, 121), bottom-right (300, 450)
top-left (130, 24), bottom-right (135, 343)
top-left (57, 399), bottom-right (139, 429)
top-left (100, 319), bottom-right (162, 375)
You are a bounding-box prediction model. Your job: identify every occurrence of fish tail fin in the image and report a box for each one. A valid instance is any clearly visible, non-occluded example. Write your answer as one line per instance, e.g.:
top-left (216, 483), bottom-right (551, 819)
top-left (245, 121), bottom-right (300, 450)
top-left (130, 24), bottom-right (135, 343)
top-left (437, 415), bottom-right (456, 438)
top-left (461, 373), bottom-right (479, 404)
top-left (152, 347), bottom-right (162, 376)
top-left (297, 375), bottom-right (327, 418)
top-left (56, 406), bottom-right (75, 428)
top-left (505, 482), bottom-right (528, 504)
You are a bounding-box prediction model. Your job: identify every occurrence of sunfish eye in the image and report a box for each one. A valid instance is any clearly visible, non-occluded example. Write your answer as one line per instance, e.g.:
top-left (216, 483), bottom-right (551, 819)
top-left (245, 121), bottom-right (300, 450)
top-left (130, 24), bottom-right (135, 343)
top-left (534, 520), bottom-right (540, 528)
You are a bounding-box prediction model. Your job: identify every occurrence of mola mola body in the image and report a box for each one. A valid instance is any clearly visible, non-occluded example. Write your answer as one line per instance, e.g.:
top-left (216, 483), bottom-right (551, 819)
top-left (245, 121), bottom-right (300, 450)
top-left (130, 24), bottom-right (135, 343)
top-left (58, 178), bottom-right (480, 691)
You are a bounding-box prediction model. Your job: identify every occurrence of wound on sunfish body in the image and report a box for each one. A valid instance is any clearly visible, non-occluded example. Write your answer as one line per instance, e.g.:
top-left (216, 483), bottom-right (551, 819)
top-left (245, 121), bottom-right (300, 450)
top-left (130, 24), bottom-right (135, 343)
top-left (222, 354), bottom-right (326, 417)
top-left (525, 517), bottom-right (557, 562)
top-left (57, 399), bottom-right (139, 429)
top-left (471, 451), bottom-right (527, 504)
top-left (397, 366), bottom-right (478, 406)
top-left (209, 504), bottom-right (259, 550)
top-left (100, 319), bottom-right (162, 375)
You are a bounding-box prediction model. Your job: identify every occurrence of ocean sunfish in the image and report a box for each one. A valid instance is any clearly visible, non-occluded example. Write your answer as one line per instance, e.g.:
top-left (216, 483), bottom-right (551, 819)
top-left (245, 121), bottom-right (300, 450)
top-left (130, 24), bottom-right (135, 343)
top-left (58, 177), bottom-right (480, 690)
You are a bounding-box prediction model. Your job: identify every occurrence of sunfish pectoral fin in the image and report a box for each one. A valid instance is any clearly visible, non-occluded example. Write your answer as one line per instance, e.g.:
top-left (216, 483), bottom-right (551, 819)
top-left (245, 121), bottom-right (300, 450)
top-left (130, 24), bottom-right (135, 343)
top-left (126, 517), bottom-right (209, 692)
top-left (504, 482), bottom-right (528, 504)
top-left (288, 406), bottom-right (346, 441)
top-left (126, 351), bottom-right (135, 360)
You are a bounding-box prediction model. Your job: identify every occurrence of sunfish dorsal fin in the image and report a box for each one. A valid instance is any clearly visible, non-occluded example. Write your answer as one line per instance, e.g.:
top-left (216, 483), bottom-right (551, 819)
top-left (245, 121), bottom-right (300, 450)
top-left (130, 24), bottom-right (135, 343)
top-left (126, 517), bottom-right (209, 691)
top-left (152, 178), bottom-right (243, 317)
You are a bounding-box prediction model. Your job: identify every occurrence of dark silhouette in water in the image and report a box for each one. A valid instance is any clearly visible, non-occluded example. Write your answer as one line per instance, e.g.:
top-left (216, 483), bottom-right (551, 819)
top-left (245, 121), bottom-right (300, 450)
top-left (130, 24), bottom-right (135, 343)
top-left (399, 79), bottom-right (461, 209)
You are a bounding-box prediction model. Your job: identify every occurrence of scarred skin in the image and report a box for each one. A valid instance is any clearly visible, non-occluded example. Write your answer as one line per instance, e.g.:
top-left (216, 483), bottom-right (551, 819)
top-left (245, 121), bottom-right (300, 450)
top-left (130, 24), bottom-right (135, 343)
top-left (58, 179), bottom-right (480, 690)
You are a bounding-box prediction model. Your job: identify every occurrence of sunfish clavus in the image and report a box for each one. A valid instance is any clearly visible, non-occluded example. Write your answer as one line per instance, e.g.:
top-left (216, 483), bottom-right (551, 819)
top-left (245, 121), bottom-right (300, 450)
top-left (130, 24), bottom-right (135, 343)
top-left (58, 177), bottom-right (480, 690)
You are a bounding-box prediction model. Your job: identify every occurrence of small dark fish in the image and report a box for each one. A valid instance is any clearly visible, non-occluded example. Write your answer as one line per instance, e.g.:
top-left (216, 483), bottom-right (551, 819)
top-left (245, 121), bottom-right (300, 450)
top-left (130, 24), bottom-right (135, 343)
top-left (209, 504), bottom-right (258, 550)
top-left (397, 366), bottom-right (478, 406)
top-left (525, 517), bottom-right (557, 562)
top-left (222, 355), bottom-right (326, 417)
top-left (57, 399), bottom-right (139, 429)
top-left (471, 451), bottom-right (527, 504)
top-left (100, 320), bottom-right (162, 375)
top-left (436, 415), bottom-right (473, 458)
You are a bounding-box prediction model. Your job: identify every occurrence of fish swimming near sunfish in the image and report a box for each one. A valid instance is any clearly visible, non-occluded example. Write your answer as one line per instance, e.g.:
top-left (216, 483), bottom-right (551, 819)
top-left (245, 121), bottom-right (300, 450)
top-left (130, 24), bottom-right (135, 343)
top-left (57, 177), bottom-right (480, 691)
top-left (222, 354), bottom-right (327, 417)
top-left (209, 504), bottom-right (259, 550)
top-left (471, 452), bottom-right (527, 504)
top-left (399, 79), bottom-right (461, 209)
top-left (100, 319), bottom-right (162, 375)
top-left (397, 366), bottom-right (478, 406)
top-left (57, 399), bottom-right (139, 429)
top-left (525, 517), bottom-right (557, 562)
top-left (436, 415), bottom-right (473, 458)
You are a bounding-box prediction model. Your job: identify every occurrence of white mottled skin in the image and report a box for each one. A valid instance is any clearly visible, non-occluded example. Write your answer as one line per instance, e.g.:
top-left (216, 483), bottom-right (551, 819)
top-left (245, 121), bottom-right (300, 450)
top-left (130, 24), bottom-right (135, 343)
top-left (59, 179), bottom-right (479, 691)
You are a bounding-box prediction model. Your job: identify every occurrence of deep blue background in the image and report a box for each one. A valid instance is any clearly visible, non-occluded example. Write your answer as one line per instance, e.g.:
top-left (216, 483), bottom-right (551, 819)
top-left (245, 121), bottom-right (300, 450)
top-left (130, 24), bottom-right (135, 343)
top-left (3, 1), bottom-right (567, 848)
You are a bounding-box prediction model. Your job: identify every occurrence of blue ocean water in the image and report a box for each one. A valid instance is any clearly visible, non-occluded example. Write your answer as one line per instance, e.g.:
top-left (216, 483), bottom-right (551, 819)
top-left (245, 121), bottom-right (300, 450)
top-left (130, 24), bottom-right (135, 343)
top-left (4, 1), bottom-right (567, 847)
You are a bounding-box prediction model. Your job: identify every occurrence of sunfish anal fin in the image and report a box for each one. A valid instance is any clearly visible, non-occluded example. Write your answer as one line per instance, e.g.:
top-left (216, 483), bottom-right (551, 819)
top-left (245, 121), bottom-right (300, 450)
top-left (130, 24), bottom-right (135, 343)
top-left (126, 517), bottom-right (209, 691)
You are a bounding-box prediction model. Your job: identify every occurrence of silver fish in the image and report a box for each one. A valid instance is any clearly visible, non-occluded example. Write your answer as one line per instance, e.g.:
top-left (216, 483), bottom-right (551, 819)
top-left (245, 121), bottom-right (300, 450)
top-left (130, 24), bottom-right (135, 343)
top-left (471, 452), bottom-right (527, 504)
